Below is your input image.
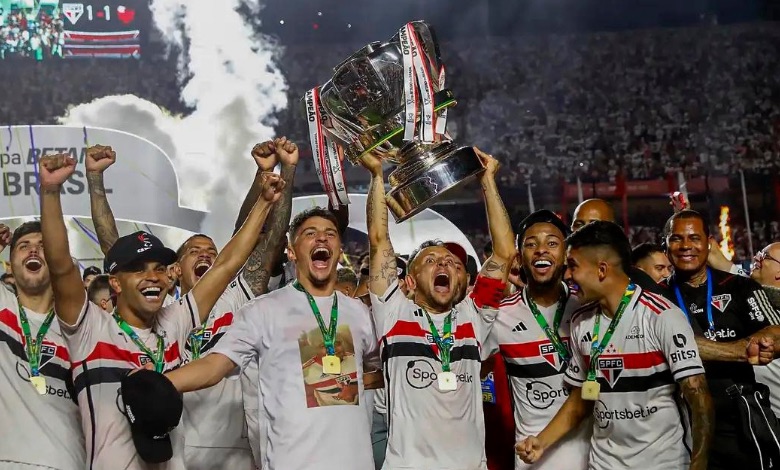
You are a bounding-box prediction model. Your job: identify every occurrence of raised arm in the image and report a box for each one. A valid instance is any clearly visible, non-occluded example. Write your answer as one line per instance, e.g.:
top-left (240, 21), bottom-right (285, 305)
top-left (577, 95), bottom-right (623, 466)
top-left (679, 374), bottom-right (713, 470)
top-left (474, 148), bottom-right (515, 283)
top-left (239, 138), bottom-right (298, 296)
top-left (362, 152), bottom-right (397, 297)
top-left (85, 145), bottom-right (119, 255)
top-left (191, 173), bottom-right (284, 319)
top-left (39, 154), bottom-right (87, 325)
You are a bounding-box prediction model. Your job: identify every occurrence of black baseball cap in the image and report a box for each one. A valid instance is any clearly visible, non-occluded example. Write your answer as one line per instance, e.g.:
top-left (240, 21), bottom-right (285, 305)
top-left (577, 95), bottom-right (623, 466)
top-left (82, 266), bottom-right (101, 280)
top-left (105, 231), bottom-right (177, 275)
top-left (396, 255), bottom-right (408, 279)
top-left (121, 370), bottom-right (182, 463)
top-left (515, 210), bottom-right (570, 246)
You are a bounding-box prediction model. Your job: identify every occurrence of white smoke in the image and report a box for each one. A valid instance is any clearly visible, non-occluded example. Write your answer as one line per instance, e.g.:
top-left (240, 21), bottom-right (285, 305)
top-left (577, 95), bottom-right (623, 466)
top-left (59, 0), bottom-right (287, 255)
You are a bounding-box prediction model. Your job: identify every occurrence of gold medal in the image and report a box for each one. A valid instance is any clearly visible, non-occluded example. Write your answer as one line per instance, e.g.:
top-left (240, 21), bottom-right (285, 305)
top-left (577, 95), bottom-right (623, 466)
top-left (437, 371), bottom-right (457, 391)
top-left (581, 380), bottom-right (600, 401)
top-left (322, 355), bottom-right (341, 374)
top-left (30, 375), bottom-right (47, 395)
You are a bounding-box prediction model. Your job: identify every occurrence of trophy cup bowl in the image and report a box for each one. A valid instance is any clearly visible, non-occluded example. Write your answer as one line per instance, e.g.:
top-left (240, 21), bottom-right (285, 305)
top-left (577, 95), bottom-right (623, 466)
top-left (302, 21), bottom-right (484, 222)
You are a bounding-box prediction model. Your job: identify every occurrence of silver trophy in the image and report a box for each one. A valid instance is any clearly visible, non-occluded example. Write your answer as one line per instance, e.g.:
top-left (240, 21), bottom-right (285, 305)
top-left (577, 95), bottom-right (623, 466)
top-left (302, 20), bottom-right (484, 222)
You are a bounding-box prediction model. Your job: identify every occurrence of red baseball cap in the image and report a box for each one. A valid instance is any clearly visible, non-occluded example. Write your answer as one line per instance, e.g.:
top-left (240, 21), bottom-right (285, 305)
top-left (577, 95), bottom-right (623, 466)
top-left (443, 242), bottom-right (469, 266)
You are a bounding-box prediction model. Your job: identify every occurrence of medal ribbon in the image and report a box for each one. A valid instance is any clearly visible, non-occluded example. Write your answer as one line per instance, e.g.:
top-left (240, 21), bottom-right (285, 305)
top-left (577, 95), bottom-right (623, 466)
top-left (293, 281), bottom-right (339, 355)
top-left (586, 283), bottom-right (636, 382)
top-left (524, 286), bottom-right (570, 364)
top-left (423, 310), bottom-right (454, 372)
top-left (672, 268), bottom-right (714, 337)
top-left (304, 87), bottom-right (339, 208)
top-left (189, 322), bottom-right (207, 360)
top-left (112, 311), bottom-right (165, 373)
top-left (18, 303), bottom-right (55, 378)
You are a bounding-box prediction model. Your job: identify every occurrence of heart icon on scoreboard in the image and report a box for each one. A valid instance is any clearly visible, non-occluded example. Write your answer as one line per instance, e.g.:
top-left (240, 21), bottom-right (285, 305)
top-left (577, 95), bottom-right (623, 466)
top-left (117, 5), bottom-right (135, 24)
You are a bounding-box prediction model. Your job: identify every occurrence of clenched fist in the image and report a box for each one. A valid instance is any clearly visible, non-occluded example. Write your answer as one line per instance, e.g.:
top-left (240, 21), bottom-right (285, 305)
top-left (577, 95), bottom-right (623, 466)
top-left (85, 144), bottom-right (116, 173)
top-left (274, 136), bottom-right (299, 167)
top-left (251, 141), bottom-right (279, 172)
top-left (515, 436), bottom-right (545, 464)
top-left (258, 172), bottom-right (286, 203)
top-left (39, 153), bottom-right (77, 190)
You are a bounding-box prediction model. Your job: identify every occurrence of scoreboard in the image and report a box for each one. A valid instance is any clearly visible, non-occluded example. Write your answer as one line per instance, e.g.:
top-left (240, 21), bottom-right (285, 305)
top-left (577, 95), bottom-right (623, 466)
top-left (0, 0), bottom-right (145, 59)
top-left (61, 0), bottom-right (144, 58)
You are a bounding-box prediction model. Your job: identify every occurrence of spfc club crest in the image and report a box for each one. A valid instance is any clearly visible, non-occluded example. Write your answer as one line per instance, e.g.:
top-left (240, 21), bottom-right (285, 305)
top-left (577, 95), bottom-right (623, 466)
top-left (711, 294), bottom-right (732, 313)
top-left (539, 339), bottom-right (570, 371)
top-left (597, 357), bottom-right (624, 388)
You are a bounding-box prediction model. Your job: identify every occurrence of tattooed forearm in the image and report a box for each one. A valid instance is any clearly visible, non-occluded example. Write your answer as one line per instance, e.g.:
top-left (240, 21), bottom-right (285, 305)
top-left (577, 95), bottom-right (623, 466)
top-left (86, 172), bottom-right (119, 255)
top-left (680, 374), bottom-right (713, 470)
top-left (485, 260), bottom-right (506, 273)
top-left (243, 164), bottom-right (296, 297)
top-left (366, 173), bottom-right (396, 296)
top-left (234, 170), bottom-right (264, 236)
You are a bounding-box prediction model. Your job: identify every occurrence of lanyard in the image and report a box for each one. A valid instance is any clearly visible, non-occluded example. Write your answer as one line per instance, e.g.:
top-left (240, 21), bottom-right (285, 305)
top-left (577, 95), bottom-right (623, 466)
top-left (293, 281), bottom-right (339, 355)
top-left (423, 310), bottom-right (454, 372)
top-left (112, 311), bottom-right (165, 373)
top-left (672, 269), bottom-right (714, 336)
top-left (524, 286), bottom-right (570, 364)
top-left (587, 283), bottom-right (636, 382)
top-left (18, 303), bottom-right (55, 377)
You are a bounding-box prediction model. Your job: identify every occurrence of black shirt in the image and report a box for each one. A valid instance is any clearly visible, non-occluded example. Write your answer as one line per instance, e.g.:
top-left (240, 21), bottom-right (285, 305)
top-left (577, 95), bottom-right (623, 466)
top-left (629, 266), bottom-right (674, 302)
top-left (665, 269), bottom-right (776, 433)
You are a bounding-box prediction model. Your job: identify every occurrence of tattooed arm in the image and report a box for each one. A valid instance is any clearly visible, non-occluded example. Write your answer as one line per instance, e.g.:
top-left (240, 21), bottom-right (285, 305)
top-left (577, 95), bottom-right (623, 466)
top-left (362, 152), bottom-right (397, 297)
top-left (85, 145), bottom-right (119, 254)
top-left (475, 148), bottom-right (514, 282)
top-left (235, 138), bottom-right (298, 297)
top-left (242, 163), bottom-right (296, 296)
top-left (679, 374), bottom-right (713, 470)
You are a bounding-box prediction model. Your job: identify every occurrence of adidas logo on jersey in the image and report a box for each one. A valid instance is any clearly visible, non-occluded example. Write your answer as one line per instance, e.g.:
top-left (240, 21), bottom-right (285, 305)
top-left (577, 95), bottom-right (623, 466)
top-left (512, 322), bottom-right (528, 332)
top-left (581, 332), bottom-right (593, 343)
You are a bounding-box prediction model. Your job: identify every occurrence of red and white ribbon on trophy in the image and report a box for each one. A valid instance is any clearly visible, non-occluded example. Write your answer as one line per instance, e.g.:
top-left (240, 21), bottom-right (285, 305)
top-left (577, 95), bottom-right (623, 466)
top-left (399, 22), bottom-right (438, 143)
top-left (304, 87), bottom-right (350, 206)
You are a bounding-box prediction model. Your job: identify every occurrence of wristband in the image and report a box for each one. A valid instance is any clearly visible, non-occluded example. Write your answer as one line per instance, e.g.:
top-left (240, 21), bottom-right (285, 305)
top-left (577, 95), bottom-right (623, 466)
top-left (470, 275), bottom-right (507, 309)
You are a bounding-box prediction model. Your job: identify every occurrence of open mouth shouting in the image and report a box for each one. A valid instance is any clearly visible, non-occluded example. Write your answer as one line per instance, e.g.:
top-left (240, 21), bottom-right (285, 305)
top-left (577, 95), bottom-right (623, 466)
top-left (311, 247), bottom-right (332, 270)
top-left (433, 272), bottom-right (451, 294)
top-left (193, 259), bottom-right (212, 278)
top-left (24, 256), bottom-right (43, 274)
top-left (139, 286), bottom-right (163, 303)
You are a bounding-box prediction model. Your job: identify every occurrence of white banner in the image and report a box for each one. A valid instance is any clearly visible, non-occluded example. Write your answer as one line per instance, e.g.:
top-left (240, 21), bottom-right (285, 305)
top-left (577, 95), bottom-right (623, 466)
top-left (0, 125), bottom-right (205, 231)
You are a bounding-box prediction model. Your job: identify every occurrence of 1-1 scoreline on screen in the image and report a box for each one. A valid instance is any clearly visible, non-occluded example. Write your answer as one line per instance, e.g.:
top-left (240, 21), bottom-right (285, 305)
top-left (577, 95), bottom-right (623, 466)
top-left (1, 0), bottom-right (145, 60)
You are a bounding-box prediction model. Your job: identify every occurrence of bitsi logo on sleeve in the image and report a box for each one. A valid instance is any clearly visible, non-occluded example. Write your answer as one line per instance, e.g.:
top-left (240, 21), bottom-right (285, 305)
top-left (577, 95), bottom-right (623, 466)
top-left (710, 294), bottom-right (732, 313)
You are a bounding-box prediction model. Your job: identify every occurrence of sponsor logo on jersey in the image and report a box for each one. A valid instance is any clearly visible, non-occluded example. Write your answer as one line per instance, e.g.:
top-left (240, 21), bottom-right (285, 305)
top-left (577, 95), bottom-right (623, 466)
top-left (711, 294), bottom-right (732, 312)
top-left (597, 357), bottom-right (623, 388)
top-left (704, 328), bottom-right (736, 340)
top-left (512, 322), bottom-right (528, 332)
top-left (593, 399), bottom-right (659, 428)
top-left (580, 332), bottom-right (593, 343)
top-left (539, 339), bottom-right (570, 371)
top-left (526, 380), bottom-right (570, 409)
top-left (405, 359), bottom-right (474, 389)
top-left (747, 297), bottom-right (766, 322)
top-left (625, 325), bottom-right (645, 340)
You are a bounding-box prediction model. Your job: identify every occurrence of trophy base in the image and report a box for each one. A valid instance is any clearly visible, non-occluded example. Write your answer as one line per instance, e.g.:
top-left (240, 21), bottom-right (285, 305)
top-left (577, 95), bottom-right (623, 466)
top-left (386, 144), bottom-right (484, 223)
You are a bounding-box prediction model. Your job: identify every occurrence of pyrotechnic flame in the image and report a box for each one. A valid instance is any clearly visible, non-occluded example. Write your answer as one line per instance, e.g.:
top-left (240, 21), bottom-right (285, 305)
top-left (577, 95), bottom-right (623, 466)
top-left (718, 206), bottom-right (735, 260)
